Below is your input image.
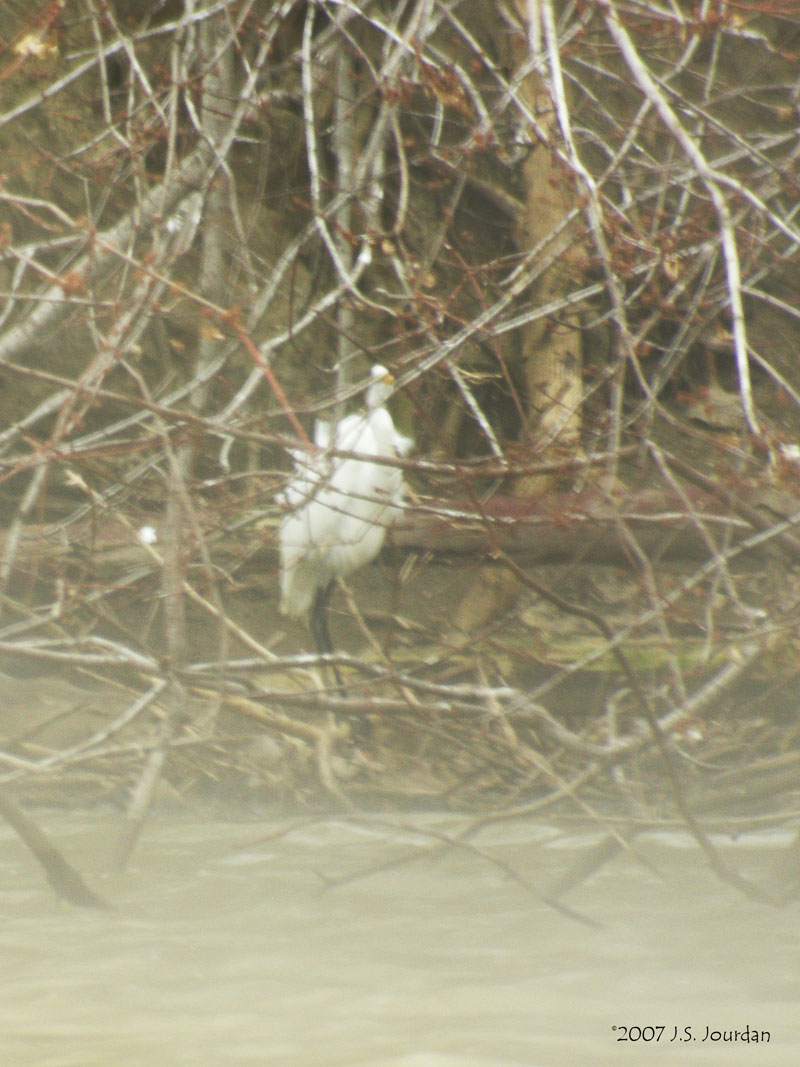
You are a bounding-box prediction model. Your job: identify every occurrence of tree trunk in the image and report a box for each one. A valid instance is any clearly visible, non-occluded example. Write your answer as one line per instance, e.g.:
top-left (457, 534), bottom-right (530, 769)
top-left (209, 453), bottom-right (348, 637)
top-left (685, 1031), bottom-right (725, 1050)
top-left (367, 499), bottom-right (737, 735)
top-left (509, 0), bottom-right (585, 493)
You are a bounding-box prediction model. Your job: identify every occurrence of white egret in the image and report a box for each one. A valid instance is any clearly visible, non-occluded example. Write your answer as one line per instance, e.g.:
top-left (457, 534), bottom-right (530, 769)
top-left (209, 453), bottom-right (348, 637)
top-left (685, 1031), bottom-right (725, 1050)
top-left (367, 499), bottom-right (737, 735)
top-left (278, 365), bottom-right (411, 667)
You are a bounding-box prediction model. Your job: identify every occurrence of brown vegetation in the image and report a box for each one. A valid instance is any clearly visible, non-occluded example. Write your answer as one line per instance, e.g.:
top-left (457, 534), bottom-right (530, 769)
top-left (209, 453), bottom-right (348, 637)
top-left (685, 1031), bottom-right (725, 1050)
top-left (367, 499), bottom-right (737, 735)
top-left (1, 1), bottom-right (800, 906)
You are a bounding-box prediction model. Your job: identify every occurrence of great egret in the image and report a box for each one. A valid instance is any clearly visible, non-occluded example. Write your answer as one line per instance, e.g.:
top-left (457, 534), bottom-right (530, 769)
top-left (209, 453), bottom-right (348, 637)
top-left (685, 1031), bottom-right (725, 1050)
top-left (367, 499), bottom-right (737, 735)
top-left (278, 364), bottom-right (411, 668)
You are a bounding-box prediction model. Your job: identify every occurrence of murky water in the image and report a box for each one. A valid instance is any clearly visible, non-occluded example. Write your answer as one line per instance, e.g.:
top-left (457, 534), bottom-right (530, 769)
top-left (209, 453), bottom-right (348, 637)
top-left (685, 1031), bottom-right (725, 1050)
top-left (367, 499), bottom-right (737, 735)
top-left (1, 815), bottom-right (798, 1066)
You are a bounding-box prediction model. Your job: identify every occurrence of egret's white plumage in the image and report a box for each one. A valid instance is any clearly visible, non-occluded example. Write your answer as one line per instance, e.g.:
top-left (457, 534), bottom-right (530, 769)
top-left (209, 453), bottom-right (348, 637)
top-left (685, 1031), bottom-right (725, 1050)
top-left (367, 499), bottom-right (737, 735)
top-left (279, 365), bottom-right (411, 642)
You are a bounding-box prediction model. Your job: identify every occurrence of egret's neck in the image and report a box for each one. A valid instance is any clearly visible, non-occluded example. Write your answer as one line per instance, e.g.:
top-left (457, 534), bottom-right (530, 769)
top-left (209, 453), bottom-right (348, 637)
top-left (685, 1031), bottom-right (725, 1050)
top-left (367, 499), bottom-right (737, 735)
top-left (365, 405), bottom-right (395, 448)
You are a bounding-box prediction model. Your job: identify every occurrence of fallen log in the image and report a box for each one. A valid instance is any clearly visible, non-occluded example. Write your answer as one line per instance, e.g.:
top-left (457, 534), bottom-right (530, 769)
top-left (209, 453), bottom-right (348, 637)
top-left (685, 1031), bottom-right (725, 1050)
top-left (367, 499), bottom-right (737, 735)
top-left (1, 480), bottom-right (796, 589)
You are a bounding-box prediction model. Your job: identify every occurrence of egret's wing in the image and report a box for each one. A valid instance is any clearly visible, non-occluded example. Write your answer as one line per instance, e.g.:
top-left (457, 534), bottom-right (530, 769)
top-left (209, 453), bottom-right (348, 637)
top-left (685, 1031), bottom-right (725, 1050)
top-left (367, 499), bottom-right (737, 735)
top-left (286, 444), bottom-right (308, 469)
top-left (313, 419), bottom-right (331, 449)
top-left (393, 430), bottom-right (414, 457)
top-left (331, 412), bottom-right (365, 451)
top-left (280, 445), bottom-right (327, 508)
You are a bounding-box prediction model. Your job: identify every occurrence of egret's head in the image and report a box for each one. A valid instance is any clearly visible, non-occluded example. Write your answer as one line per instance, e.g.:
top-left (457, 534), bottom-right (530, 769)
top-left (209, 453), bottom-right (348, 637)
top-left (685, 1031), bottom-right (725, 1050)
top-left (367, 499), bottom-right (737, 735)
top-left (365, 364), bottom-right (395, 409)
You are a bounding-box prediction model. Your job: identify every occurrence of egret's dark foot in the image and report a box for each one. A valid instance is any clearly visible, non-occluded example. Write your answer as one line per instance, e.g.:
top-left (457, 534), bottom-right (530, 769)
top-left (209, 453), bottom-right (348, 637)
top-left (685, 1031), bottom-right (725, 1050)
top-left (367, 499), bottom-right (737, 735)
top-left (310, 580), bottom-right (343, 688)
top-left (310, 582), bottom-right (375, 748)
top-left (310, 582), bottom-right (336, 657)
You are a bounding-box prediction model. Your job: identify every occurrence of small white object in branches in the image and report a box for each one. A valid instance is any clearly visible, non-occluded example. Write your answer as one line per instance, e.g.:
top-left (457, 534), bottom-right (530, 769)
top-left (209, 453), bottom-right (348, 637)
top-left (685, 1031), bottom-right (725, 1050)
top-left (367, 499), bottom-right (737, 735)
top-left (278, 365), bottom-right (412, 659)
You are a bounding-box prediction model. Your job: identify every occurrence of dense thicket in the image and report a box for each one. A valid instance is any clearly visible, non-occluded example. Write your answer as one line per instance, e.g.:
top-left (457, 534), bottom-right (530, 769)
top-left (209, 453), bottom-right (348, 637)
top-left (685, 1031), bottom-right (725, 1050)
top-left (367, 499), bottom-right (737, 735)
top-left (0, 3), bottom-right (799, 896)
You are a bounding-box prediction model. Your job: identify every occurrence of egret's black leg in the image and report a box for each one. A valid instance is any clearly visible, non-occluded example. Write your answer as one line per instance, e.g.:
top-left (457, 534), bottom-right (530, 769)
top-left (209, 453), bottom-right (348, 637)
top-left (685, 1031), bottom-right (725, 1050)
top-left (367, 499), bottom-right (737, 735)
top-left (310, 581), bottom-right (344, 688)
top-left (309, 583), bottom-right (371, 745)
